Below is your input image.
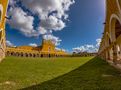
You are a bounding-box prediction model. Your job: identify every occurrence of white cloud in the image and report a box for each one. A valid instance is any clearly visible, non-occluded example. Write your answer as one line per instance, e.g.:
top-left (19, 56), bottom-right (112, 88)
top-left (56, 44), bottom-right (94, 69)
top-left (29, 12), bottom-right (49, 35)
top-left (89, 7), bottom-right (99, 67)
top-left (8, 0), bottom-right (75, 43)
top-left (6, 40), bottom-right (16, 47)
top-left (9, 0), bottom-right (16, 6)
top-left (8, 7), bottom-right (39, 37)
top-left (22, 0), bottom-right (75, 19)
top-left (55, 47), bottom-right (67, 52)
top-left (96, 38), bottom-right (101, 47)
top-left (73, 45), bottom-right (97, 53)
top-left (43, 34), bottom-right (62, 46)
top-left (73, 38), bottom-right (101, 53)
top-left (29, 43), bottom-right (38, 47)
top-left (40, 15), bottom-right (65, 31)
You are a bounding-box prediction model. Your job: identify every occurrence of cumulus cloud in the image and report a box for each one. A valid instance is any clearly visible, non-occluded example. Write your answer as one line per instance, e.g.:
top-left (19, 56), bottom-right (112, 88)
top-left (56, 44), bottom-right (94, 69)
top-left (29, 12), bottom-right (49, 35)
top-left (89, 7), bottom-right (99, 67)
top-left (55, 47), bottom-right (67, 52)
top-left (96, 38), bottom-right (101, 47)
top-left (9, 0), bottom-right (16, 6)
top-left (6, 40), bottom-right (16, 47)
top-left (43, 34), bottom-right (62, 46)
top-left (22, 0), bottom-right (75, 19)
top-left (8, 0), bottom-right (75, 45)
top-left (73, 45), bottom-right (97, 53)
top-left (29, 43), bottom-right (38, 47)
top-left (8, 7), bottom-right (40, 37)
top-left (73, 38), bottom-right (101, 53)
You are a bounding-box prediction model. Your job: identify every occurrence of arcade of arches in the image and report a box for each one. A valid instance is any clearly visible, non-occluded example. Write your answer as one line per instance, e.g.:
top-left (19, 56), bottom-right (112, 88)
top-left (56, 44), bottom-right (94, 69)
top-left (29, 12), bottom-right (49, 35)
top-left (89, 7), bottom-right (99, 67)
top-left (1, 0), bottom-right (121, 61)
top-left (98, 0), bottom-right (121, 64)
top-left (6, 39), bottom-right (69, 58)
top-left (0, 0), bottom-right (69, 59)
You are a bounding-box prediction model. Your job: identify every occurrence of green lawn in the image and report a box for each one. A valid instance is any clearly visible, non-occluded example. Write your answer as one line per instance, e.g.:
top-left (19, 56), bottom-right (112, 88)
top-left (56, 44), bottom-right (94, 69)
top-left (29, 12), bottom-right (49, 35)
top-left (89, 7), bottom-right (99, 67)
top-left (0, 57), bottom-right (121, 90)
top-left (0, 56), bottom-right (93, 90)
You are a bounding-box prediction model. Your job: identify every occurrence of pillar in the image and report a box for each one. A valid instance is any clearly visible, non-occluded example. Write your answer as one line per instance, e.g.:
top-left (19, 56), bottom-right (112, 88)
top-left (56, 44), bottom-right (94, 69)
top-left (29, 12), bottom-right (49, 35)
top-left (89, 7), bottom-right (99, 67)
top-left (113, 44), bottom-right (118, 64)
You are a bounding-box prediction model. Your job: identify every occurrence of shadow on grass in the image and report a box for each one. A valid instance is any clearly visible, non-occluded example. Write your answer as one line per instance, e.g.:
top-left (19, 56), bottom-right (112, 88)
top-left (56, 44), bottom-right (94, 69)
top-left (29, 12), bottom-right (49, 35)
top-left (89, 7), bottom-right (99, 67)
top-left (21, 57), bottom-right (121, 90)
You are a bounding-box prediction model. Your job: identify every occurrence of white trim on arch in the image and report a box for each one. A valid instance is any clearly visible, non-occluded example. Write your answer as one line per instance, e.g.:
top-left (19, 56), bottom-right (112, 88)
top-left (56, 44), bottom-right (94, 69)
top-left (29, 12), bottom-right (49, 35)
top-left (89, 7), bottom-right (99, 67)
top-left (109, 14), bottom-right (121, 42)
top-left (117, 0), bottom-right (121, 14)
top-left (106, 32), bottom-right (112, 42)
top-left (0, 4), bottom-right (3, 22)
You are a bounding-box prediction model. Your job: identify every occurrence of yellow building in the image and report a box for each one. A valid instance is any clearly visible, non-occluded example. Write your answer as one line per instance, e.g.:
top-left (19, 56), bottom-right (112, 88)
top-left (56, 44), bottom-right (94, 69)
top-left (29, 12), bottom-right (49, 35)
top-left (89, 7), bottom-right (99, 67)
top-left (98, 0), bottom-right (121, 64)
top-left (6, 39), bottom-right (69, 58)
top-left (0, 0), bottom-right (9, 61)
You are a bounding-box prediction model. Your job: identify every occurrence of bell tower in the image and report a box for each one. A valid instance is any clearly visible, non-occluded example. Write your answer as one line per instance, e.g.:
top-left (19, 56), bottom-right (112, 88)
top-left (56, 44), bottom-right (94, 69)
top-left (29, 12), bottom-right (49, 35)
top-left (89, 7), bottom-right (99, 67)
top-left (0, 0), bottom-right (9, 61)
top-left (41, 39), bottom-right (55, 53)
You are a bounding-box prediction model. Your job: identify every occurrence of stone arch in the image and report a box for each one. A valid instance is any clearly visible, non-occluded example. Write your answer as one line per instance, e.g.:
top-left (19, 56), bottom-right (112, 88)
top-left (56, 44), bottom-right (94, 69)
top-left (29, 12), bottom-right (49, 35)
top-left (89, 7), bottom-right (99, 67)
top-left (10, 52), bottom-right (14, 56)
top-left (29, 53), bottom-right (32, 57)
top-left (12, 52), bottom-right (15, 56)
top-left (16, 52), bottom-right (20, 56)
top-left (0, 4), bottom-right (4, 52)
top-left (25, 53), bottom-right (29, 57)
top-left (109, 14), bottom-right (121, 42)
top-left (37, 54), bottom-right (39, 57)
top-left (20, 52), bottom-right (23, 57)
top-left (110, 14), bottom-right (121, 62)
top-left (33, 54), bottom-right (36, 57)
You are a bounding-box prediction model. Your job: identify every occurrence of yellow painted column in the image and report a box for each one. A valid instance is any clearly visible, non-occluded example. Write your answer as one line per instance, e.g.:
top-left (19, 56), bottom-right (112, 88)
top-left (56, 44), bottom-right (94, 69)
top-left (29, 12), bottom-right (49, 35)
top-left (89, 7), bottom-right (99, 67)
top-left (113, 43), bottom-right (118, 64)
top-left (0, 0), bottom-right (9, 61)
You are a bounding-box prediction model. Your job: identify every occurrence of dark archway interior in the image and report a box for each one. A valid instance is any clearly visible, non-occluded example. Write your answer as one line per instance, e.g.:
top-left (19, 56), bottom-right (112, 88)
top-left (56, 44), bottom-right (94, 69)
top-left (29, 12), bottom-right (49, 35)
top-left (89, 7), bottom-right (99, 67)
top-left (41, 54), bottom-right (43, 57)
top-left (0, 9), bottom-right (1, 21)
top-left (115, 20), bottom-right (121, 39)
top-left (0, 31), bottom-right (2, 45)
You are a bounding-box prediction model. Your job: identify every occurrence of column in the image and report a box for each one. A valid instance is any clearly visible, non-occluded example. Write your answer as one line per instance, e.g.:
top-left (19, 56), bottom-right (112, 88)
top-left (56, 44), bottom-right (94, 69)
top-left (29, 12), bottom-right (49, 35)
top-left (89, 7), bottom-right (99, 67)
top-left (113, 44), bottom-right (118, 64)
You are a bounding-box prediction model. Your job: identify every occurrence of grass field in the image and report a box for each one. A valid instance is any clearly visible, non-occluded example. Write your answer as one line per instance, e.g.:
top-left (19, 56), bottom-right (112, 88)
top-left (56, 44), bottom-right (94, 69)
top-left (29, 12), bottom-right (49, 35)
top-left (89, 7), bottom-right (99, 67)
top-left (0, 56), bottom-right (93, 90)
top-left (0, 57), bottom-right (121, 90)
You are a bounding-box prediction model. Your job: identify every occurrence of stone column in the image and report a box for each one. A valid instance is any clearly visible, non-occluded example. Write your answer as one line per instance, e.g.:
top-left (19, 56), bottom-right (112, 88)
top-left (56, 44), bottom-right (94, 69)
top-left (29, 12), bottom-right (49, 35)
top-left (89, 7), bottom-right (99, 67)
top-left (108, 49), bottom-right (111, 60)
top-left (113, 44), bottom-right (118, 64)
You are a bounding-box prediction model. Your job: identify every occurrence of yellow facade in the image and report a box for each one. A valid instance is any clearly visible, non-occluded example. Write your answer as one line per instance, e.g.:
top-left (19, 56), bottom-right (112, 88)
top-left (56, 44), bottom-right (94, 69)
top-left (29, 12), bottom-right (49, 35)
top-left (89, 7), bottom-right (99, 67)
top-left (6, 39), bottom-right (69, 58)
top-left (98, 0), bottom-right (121, 64)
top-left (0, 0), bottom-right (9, 61)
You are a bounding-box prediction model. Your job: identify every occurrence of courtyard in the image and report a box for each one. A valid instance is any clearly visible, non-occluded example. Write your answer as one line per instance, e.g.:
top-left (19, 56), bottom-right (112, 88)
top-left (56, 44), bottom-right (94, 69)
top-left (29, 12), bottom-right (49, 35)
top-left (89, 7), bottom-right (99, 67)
top-left (0, 57), bottom-right (121, 90)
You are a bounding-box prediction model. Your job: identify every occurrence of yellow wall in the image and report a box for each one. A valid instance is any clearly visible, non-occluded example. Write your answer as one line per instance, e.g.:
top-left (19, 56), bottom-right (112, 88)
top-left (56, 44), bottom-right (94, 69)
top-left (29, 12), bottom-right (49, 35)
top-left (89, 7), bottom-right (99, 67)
top-left (98, 0), bottom-right (121, 62)
top-left (6, 39), bottom-right (69, 57)
top-left (41, 40), bottom-right (55, 52)
top-left (0, 0), bottom-right (9, 61)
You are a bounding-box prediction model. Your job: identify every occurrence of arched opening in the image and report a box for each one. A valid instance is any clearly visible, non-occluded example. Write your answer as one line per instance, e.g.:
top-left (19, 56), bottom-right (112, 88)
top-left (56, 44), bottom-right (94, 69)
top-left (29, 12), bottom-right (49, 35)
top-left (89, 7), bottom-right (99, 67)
top-left (49, 54), bottom-right (51, 58)
top-left (110, 16), bottom-right (121, 63)
top-left (25, 53), bottom-right (28, 57)
top-left (37, 54), bottom-right (39, 57)
top-left (16, 52), bottom-right (19, 56)
top-left (11, 52), bottom-right (14, 56)
top-left (29, 53), bottom-right (32, 57)
top-left (33, 54), bottom-right (36, 57)
top-left (115, 20), bottom-right (121, 39)
top-left (41, 54), bottom-right (43, 57)
top-left (114, 20), bottom-right (121, 61)
top-left (21, 53), bottom-right (23, 57)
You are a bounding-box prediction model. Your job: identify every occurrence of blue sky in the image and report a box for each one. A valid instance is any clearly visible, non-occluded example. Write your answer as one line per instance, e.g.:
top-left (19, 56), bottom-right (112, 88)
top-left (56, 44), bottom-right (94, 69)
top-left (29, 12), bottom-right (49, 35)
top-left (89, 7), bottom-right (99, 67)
top-left (6, 0), bottom-right (105, 52)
